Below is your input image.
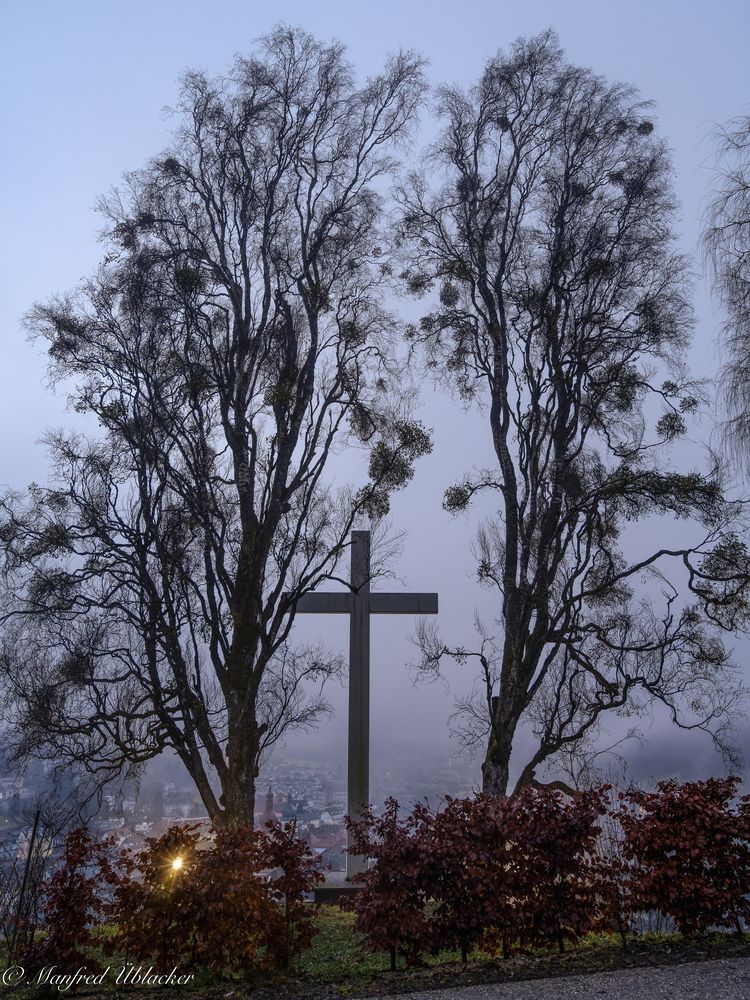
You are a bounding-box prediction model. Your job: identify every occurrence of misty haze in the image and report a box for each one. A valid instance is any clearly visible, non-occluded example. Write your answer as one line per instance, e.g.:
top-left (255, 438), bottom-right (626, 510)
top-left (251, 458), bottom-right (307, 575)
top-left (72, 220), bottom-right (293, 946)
top-left (1, 1), bottom-right (749, 994)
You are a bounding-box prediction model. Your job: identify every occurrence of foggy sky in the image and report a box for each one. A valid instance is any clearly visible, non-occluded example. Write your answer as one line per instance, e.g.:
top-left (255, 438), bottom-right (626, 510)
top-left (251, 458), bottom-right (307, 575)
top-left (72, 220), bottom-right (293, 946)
top-left (2, 0), bottom-right (749, 792)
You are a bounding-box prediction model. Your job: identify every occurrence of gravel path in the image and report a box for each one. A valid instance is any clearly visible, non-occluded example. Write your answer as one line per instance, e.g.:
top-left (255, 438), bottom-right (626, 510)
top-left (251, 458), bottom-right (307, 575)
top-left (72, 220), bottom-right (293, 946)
top-left (360, 956), bottom-right (750, 1000)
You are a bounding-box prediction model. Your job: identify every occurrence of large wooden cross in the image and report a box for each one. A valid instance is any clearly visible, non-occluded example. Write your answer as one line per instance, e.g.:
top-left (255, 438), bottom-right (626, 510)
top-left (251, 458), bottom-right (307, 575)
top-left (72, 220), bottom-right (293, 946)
top-left (290, 530), bottom-right (438, 878)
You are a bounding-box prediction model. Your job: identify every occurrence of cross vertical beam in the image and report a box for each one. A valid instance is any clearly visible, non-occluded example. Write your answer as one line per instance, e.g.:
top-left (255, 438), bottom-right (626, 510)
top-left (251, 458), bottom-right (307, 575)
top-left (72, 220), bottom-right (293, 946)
top-left (347, 531), bottom-right (370, 878)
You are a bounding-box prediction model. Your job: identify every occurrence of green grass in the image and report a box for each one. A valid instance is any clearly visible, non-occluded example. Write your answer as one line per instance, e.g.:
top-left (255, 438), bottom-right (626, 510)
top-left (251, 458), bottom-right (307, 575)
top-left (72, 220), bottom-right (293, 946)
top-left (295, 912), bottom-right (750, 992)
top-left (297, 908), bottom-right (389, 981)
top-left (297, 907), bottom-right (511, 981)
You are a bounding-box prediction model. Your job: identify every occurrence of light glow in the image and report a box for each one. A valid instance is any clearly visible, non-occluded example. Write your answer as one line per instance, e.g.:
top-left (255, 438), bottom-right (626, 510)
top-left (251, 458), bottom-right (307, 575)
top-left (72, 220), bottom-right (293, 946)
top-left (171, 856), bottom-right (184, 872)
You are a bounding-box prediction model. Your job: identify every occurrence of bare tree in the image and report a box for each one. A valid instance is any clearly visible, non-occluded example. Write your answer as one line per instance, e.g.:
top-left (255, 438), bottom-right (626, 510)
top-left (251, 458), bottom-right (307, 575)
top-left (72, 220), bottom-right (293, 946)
top-left (0, 28), bottom-right (429, 825)
top-left (403, 32), bottom-right (749, 795)
top-left (0, 783), bottom-right (91, 963)
top-left (702, 112), bottom-right (750, 472)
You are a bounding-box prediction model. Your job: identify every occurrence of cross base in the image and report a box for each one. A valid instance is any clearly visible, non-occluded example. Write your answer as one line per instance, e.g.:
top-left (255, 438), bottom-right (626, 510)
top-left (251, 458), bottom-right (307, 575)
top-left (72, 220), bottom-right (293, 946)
top-left (313, 870), bottom-right (363, 904)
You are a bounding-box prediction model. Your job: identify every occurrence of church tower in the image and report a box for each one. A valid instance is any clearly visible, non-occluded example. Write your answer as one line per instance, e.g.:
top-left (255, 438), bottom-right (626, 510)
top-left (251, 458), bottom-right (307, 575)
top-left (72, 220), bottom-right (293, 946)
top-left (263, 785), bottom-right (274, 823)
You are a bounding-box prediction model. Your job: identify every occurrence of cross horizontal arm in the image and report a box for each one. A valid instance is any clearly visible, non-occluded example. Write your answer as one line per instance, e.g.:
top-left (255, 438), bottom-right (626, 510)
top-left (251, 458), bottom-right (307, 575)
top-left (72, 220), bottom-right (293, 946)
top-left (368, 593), bottom-right (439, 615)
top-left (284, 592), bottom-right (353, 614)
top-left (283, 592), bottom-right (439, 615)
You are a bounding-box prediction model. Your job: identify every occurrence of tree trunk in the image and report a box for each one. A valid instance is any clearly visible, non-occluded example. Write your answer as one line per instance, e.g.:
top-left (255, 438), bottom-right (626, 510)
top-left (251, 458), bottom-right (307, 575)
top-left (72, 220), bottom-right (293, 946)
top-left (481, 756), bottom-right (510, 797)
top-left (222, 776), bottom-right (256, 826)
top-left (221, 715), bottom-right (259, 826)
top-left (481, 693), bottom-right (522, 796)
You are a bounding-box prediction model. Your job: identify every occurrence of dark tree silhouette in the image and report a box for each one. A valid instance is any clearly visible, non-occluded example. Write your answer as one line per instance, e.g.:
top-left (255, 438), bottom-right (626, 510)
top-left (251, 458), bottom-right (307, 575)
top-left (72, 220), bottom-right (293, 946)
top-left (0, 28), bottom-right (428, 825)
top-left (402, 32), bottom-right (750, 795)
top-left (702, 112), bottom-right (750, 472)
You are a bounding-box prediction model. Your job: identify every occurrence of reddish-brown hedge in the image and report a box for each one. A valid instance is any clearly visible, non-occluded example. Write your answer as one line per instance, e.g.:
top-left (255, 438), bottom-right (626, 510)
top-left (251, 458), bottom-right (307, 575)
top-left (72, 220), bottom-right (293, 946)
top-left (619, 776), bottom-right (750, 936)
top-left (106, 821), bottom-right (323, 973)
top-left (15, 777), bottom-right (750, 978)
top-left (503, 786), bottom-right (607, 953)
top-left (349, 787), bottom-right (609, 964)
top-left (346, 799), bottom-right (436, 968)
